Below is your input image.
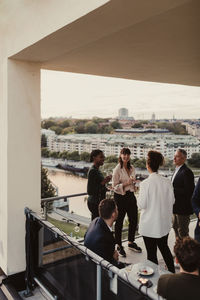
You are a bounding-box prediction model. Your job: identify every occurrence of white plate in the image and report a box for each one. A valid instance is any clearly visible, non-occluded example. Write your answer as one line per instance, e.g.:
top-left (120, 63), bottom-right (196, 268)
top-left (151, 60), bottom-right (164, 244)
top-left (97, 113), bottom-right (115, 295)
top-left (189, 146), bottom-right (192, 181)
top-left (138, 266), bottom-right (154, 276)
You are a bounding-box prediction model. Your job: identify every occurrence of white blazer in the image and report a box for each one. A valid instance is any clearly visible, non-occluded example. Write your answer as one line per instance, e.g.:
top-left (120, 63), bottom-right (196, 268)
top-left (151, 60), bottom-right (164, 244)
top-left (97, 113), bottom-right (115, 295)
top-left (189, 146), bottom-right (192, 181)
top-left (138, 173), bottom-right (175, 238)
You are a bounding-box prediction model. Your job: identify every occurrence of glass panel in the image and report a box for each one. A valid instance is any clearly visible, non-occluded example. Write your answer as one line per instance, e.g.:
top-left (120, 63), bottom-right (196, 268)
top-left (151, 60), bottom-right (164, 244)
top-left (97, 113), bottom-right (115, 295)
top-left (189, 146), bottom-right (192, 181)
top-left (38, 224), bottom-right (96, 300)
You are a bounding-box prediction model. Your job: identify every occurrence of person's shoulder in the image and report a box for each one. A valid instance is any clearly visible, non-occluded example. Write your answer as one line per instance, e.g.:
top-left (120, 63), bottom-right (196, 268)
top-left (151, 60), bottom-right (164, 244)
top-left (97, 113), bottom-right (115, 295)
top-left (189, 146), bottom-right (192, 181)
top-left (140, 176), bottom-right (149, 186)
top-left (95, 217), bottom-right (108, 231)
top-left (160, 175), bottom-right (172, 185)
top-left (113, 163), bottom-right (121, 172)
top-left (159, 273), bottom-right (189, 285)
top-left (157, 273), bottom-right (181, 291)
top-left (158, 273), bottom-right (173, 283)
top-left (181, 164), bottom-right (193, 174)
top-left (88, 165), bottom-right (98, 174)
top-left (157, 273), bottom-right (172, 297)
top-left (86, 218), bottom-right (103, 236)
top-left (87, 217), bottom-right (99, 229)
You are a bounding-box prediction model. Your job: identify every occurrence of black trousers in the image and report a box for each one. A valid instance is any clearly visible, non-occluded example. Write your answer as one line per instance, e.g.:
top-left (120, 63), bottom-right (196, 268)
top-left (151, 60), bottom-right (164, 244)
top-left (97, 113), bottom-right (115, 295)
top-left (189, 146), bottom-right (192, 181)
top-left (87, 201), bottom-right (99, 220)
top-left (114, 191), bottom-right (138, 246)
top-left (143, 234), bottom-right (175, 273)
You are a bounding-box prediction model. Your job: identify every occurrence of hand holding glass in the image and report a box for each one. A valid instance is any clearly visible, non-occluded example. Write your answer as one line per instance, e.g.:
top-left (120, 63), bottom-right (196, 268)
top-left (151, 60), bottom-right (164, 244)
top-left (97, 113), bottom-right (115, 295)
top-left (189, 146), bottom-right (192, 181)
top-left (130, 175), bottom-right (136, 185)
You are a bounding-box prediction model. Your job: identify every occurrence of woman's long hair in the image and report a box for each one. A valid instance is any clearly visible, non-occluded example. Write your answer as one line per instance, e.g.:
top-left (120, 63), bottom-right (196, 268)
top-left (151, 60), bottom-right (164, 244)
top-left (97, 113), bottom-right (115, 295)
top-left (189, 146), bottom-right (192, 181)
top-left (119, 147), bottom-right (131, 169)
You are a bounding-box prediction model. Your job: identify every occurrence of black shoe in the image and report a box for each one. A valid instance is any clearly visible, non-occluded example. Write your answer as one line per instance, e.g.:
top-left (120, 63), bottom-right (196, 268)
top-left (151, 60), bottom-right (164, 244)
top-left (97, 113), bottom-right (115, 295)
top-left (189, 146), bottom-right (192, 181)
top-left (117, 245), bottom-right (126, 257)
top-left (128, 242), bottom-right (142, 253)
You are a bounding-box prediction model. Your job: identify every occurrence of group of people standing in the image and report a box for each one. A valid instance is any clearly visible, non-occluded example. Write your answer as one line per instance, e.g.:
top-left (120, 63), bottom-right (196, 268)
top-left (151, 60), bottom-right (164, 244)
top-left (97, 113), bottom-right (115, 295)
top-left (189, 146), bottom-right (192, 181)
top-left (86, 148), bottom-right (142, 257)
top-left (84, 146), bottom-right (200, 299)
top-left (85, 147), bottom-right (197, 272)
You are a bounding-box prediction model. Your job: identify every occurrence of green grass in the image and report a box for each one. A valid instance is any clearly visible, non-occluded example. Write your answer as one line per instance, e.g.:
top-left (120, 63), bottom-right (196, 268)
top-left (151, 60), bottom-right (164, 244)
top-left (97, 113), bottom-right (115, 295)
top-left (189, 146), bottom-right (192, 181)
top-left (47, 216), bottom-right (88, 238)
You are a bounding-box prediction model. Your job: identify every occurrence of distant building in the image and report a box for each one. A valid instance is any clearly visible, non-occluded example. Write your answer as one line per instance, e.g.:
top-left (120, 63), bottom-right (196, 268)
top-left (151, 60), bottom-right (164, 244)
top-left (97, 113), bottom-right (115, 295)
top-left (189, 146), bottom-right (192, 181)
top-left (184, 121), bottom-right (200, 138)
top-left (42, 131), bottom-right (200, 160)
top-left (118, 107), bottom-right (134, 120)
top-left (115, 128), bottom-right (169, 135)
top-left (151, 112), bottom-right (156, 122)
top-left (118, 107), bottom-right (128, 119)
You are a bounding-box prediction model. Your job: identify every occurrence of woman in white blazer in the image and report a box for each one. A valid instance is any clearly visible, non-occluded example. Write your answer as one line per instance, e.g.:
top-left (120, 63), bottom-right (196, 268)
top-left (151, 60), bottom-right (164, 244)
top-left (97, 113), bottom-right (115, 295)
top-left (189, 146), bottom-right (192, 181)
top-left (138, 150), bottom-right (175, 273)
top-left (112, 148), bottom-right (142, 257)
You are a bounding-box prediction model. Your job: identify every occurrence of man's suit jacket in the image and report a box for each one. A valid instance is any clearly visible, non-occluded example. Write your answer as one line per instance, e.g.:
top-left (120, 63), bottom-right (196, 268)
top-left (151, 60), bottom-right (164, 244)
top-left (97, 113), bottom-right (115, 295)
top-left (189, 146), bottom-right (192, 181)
top-left (173, 164), bottom-right (194, 215)
top-left (84, 217), bottom-right (115, 264)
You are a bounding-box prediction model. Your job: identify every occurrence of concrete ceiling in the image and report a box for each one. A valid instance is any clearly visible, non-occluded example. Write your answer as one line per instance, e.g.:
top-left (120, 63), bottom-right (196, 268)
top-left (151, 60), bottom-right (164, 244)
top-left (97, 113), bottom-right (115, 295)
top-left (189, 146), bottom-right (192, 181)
top-left (11, 0), bottom-right (200, 86)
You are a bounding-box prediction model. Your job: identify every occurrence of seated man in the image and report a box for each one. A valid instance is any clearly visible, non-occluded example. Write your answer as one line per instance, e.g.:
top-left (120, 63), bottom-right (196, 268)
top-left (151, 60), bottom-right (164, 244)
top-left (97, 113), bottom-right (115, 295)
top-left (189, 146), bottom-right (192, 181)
top-left (157, 237), bottom-right (200, 300)
top-left (84, 198), bottom-right (119, 266)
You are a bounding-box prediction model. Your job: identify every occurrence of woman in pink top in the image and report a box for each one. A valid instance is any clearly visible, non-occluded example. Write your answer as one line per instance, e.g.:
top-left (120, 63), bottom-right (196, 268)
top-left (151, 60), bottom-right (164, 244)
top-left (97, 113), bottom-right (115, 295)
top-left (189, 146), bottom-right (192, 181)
top-left (112, 148), bottom-right (142, 257)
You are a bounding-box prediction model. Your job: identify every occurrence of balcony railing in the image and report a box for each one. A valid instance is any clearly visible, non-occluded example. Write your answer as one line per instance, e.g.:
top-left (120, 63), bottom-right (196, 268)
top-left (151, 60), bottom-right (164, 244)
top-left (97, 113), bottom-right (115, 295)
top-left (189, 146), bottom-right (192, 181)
top-left (41, 192), bottom-right (88, 221)
top-left (24, 207), bottom-right (163, 300)
top-left (40, 193), bottom-right (137, 241)
top-left (25, 179), bottom-right (199, 299)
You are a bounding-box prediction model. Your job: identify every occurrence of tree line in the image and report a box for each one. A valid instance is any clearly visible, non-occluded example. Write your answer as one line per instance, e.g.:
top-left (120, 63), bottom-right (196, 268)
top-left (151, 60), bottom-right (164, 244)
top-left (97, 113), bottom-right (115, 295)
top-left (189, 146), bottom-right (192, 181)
top-left (41, 118), bottom-right (122, 135)
top-left (132, 121), bottom-right (187, 135)
top-left (42, 117), bottom-right (188, 135)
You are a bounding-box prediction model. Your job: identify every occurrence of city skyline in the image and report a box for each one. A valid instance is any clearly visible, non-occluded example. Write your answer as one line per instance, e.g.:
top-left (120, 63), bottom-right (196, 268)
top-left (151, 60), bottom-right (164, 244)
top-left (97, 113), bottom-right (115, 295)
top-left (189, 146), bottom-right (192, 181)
top-left (41, 70), bottom-right (200, 120)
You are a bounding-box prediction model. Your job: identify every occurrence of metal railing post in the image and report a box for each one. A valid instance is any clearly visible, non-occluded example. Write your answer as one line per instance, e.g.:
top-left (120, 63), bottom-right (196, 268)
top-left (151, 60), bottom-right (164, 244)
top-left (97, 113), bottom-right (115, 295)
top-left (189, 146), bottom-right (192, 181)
top-left (43, 203), bottom-right (47, 220)
top-left (96, 264), bottom-right (101, 300)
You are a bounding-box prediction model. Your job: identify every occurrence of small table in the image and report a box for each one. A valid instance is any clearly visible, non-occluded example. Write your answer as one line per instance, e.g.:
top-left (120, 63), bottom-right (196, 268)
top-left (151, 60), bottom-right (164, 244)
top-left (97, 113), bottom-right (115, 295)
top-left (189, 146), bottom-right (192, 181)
top-left (119, 260), bottom-right (170, 300)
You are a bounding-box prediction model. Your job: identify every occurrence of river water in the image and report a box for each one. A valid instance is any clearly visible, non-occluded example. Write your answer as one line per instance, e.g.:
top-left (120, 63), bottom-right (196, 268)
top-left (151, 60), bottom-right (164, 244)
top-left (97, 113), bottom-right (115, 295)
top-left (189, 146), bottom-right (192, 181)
top-left (48, 168), bottom-right (90, 218)
top-left (48, 167), bottom-right (199, 219)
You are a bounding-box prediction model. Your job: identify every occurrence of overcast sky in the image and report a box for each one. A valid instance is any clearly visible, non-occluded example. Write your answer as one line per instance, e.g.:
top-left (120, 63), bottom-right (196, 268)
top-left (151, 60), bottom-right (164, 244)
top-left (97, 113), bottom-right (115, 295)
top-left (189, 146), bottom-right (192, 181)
top-left (41, 70), bottom-right (200, 120)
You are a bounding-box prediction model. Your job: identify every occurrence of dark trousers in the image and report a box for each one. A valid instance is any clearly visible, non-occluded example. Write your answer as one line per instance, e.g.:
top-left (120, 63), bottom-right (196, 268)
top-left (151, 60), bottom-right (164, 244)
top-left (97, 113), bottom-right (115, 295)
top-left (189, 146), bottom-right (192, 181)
top-left (172, 214), bottom-right (190, 239)
top-left (114, 191), bottom-right (138, 246)
top-left (87, 201), bottom-right (99, 220)
top-left (143, 234), bottom-right (175, 273)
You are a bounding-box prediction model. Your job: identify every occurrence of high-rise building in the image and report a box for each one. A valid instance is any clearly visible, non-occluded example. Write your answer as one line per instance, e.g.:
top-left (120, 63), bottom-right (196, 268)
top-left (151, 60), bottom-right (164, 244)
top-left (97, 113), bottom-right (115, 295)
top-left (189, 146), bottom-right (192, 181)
top-left (151, 112), bottom-right (156, 122)
top-left (118, 107), bottom-right (128, 119)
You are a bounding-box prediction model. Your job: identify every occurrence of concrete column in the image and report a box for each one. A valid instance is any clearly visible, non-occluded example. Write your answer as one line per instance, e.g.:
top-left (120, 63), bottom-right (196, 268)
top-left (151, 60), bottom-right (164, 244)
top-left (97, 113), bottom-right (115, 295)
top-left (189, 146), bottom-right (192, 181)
top-left (0, 59), bottom-right (41, 275)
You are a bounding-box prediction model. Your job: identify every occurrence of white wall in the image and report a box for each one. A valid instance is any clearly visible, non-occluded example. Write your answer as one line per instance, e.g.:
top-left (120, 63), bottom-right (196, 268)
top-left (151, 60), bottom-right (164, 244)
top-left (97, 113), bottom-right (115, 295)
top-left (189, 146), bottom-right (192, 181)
top-left (0, 0), bottom-right (109, 276)
top-left (0, 59), bottom-right (41, 274)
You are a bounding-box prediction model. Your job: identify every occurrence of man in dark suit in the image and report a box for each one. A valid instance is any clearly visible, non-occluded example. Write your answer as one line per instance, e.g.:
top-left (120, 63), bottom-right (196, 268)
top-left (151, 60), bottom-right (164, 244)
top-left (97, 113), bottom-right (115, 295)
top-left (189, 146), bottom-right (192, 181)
top-left (172, 149), bottom-right (195, 239)
top-left (192, 177), bottom-right (200, 242)
top-left (84, 198), bottom-right (119, 265)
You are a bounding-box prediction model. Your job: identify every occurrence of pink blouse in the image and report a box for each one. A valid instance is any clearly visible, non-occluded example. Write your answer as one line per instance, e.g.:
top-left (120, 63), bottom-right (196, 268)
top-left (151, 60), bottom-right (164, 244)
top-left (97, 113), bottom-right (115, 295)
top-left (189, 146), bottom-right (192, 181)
top-left (112, 163), bottom-right (136, 195)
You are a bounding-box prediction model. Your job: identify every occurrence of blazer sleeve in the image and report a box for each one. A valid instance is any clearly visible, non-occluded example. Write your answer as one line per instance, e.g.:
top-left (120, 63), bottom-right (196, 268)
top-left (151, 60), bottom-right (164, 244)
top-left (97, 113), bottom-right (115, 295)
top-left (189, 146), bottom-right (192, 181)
top-left (174, 168), bottom-right (194, 199)
top-left (192, 178), bottom-right (200, 217)
top-left (138, 182), bottom-right (147, 209)
top-left (184, 168), bottom-right (195, 199)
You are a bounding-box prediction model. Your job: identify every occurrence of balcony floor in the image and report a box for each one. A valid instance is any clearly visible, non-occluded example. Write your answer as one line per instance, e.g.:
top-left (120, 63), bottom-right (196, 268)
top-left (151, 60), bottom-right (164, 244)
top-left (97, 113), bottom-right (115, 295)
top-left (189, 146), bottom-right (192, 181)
top-left (119, 219), bottom-right (196, 268)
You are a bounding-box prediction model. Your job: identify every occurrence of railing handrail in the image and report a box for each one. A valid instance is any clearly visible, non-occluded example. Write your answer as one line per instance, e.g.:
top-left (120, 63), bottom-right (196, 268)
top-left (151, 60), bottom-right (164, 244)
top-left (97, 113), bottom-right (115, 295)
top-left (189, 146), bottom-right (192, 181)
top-left (41, 192), bottom-right (88, 220)
top-left (41, 192), bottom-right (87, 204)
